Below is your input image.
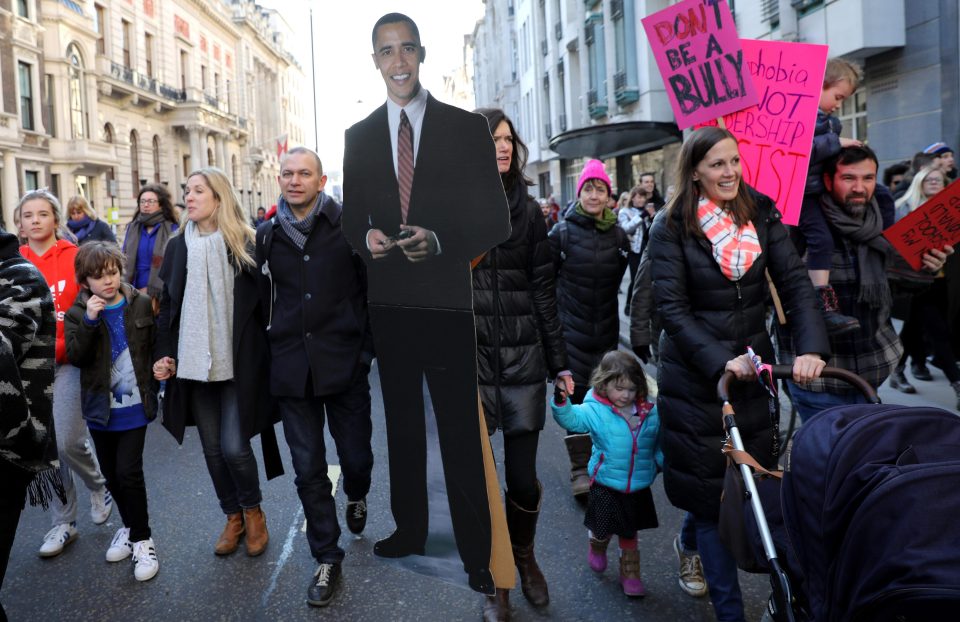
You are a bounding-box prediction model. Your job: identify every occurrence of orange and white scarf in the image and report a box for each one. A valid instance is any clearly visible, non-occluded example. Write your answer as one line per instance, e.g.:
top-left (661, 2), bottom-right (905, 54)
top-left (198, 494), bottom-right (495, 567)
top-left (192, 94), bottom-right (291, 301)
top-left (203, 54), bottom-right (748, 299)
top-left (697, 197), bottom-right (761, 281)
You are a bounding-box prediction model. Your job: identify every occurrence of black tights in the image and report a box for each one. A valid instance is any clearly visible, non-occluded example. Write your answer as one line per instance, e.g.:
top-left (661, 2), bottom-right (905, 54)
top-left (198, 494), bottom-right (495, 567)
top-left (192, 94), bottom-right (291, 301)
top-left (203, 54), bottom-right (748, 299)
top-left (503, 431), bottom-right (540, 509)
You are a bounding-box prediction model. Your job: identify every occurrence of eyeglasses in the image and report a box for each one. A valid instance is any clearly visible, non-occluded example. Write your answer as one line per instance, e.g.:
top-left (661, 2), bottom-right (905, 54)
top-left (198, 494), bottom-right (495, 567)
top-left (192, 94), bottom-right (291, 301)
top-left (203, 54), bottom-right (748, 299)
top-left (139, 199), bottom-right (159, 206)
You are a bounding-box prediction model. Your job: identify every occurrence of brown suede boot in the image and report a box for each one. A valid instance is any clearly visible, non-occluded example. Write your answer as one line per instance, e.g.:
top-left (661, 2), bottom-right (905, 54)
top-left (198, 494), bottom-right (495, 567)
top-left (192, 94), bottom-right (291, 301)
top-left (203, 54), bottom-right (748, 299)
top-left (564, 434), bottom-right (593, 500)
top-left (482, 588), bottom-right (510, 622)
top-left (214, 512), bottom-right (245, 556)
top-left (506, 484), bottom-right (549, 607)
top-left (243, 506), bottom-right (269, 557)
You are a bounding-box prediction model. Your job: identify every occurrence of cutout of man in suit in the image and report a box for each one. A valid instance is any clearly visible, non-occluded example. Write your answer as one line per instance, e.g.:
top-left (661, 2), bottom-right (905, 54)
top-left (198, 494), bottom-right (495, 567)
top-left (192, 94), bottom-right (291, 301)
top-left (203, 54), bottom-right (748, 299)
top-left (342, 13), bottom-right (511, 595)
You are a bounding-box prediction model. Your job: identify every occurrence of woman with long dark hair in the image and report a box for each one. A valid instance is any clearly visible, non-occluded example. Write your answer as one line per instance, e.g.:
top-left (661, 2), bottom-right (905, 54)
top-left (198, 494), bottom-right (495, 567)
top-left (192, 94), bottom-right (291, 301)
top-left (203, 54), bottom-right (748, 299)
top-left (123, 184), bottom-right (179, 311)
top-left (472, 108), bottom-right (570, 621)
top-left (648, 127), bottom-right (829, 621)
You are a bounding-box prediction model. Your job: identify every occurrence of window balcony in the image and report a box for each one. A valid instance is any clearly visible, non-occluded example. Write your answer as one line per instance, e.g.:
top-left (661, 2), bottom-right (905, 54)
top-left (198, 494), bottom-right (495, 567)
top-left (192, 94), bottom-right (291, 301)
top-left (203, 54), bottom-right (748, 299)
top-left (587, 89), bottom-right (607, 119)
top-left (613, 71), bottom-right (639, 105)
top-left (98, 58), bottom-right (185, 111)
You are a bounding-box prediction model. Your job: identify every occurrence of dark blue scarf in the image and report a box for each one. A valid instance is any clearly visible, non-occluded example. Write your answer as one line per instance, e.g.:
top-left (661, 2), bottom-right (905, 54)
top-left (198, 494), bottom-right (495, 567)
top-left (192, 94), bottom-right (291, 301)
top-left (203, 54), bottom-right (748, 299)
top-left (66, 216), bottom-right (97, 241)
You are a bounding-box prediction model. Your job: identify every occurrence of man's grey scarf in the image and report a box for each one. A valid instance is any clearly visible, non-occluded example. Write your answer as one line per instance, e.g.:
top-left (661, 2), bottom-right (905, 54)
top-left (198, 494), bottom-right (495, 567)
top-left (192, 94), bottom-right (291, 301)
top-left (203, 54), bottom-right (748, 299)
top-left (177, 222), bottom-right (234, 382)
top-left (276, 195), bottom-right (323, 250)
top-left (819, 192), bottom-right (893, 311)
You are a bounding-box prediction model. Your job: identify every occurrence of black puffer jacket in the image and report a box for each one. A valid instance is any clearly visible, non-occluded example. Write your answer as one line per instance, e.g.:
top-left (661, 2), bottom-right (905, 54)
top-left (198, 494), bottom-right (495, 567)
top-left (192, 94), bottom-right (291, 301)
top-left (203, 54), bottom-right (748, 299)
top-left (649, 190), bottom-right (829, 520)
top-left (548, 208), bottom-right (628, 385)
top-left (474, 187), bottom-right (568, 436)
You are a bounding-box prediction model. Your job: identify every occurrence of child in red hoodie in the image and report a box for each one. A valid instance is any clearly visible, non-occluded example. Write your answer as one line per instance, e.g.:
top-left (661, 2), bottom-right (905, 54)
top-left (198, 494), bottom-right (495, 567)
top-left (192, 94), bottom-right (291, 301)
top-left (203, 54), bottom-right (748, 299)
top-left (18, 189), bottom-right (111, 557)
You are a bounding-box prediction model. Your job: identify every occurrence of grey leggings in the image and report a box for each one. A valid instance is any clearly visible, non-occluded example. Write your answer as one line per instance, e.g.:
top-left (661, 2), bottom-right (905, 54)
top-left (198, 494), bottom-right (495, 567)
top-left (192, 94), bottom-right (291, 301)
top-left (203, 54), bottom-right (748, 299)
top-left (50, 364), bottom-right (107, 525)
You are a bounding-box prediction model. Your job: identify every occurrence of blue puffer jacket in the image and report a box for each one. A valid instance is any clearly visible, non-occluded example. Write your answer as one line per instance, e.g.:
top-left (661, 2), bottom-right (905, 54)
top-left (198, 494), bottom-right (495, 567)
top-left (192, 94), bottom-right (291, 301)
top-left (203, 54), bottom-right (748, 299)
top-left (552, 389), bottom-right (663, 493)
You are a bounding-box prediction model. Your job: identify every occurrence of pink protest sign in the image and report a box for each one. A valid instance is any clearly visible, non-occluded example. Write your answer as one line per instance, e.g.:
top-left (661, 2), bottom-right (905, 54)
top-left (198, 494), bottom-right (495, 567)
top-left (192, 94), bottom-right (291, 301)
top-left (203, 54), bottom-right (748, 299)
top-left (642, 0), bottom-right (757, 129)
top-left (699, 40), bottom-right (828, 225)
top-left (884, 183), bottom-right (960, 271)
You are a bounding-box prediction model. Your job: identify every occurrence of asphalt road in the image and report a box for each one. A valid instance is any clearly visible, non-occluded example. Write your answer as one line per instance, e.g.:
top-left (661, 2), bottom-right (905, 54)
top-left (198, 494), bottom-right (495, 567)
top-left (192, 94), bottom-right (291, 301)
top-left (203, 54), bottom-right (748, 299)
top-left (5, 278), bottom-right (955, 621)
top-left (2, 356), bottom-right (777, 622)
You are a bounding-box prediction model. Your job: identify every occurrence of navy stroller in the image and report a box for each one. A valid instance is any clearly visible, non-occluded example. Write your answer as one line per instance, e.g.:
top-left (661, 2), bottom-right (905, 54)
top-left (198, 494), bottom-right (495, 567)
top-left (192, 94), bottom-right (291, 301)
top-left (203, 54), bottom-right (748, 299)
top-left (718, 365), bottom-right (960, 621)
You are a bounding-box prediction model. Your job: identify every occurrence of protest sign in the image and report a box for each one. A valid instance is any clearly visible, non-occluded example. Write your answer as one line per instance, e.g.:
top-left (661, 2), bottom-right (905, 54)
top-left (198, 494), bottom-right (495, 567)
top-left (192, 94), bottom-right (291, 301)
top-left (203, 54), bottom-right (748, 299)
top-left (699, 39), bottom-right (828, 225)
top-left (642, 0), bottom-right (757, 129)
top-left (883, 183), bottom-right (960, 271)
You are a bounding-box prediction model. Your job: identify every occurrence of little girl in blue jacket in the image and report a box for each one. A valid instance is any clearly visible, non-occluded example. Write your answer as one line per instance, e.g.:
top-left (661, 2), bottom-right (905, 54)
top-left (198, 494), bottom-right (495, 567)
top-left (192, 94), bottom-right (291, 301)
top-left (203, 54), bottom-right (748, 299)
top-left (552, 350), bottom-right (663, 598)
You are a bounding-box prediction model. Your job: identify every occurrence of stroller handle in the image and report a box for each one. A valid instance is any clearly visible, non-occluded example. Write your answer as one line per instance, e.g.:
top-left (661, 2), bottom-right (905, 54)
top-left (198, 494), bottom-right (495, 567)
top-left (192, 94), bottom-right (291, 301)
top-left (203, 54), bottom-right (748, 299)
top-left (717, 365), bottom-right (880, 405)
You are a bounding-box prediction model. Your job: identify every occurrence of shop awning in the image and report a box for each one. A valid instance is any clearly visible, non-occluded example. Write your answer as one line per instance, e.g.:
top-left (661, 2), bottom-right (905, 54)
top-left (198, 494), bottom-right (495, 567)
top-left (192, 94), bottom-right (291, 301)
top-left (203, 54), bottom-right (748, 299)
top-left (548, 121), bottom-right (682, 160)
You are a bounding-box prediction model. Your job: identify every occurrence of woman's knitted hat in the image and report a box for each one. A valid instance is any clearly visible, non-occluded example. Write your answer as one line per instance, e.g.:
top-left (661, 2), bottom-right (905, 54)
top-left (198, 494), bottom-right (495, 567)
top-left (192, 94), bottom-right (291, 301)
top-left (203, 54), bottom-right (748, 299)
top-left (576, 159), bottom-right (612, 197)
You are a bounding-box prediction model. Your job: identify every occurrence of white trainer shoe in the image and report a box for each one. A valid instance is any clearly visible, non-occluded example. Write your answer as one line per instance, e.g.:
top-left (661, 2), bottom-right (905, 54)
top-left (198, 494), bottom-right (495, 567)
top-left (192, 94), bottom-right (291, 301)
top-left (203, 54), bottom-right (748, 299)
top-left (39, 522), bottom-right (78, 558)
top-left (90, 488), bottom-right (113, 525)
top-left (132, 538), bottom-right (159, 581)
top-left (106, 527), bottom-right (132, 562)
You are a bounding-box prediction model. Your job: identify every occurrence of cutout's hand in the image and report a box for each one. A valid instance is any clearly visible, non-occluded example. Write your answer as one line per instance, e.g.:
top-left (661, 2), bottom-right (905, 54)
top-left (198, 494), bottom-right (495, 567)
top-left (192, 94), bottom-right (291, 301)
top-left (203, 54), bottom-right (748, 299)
top-left (397, 225), bottom-right (437, 262)
top-left (367, 229), bottom-right (396, 259)
top-left (724, 354), bottom-right (754, 381)
top-left (792, 353), bottom-right (826, 384)
top-left (921, 244), bottom-right (954, 273)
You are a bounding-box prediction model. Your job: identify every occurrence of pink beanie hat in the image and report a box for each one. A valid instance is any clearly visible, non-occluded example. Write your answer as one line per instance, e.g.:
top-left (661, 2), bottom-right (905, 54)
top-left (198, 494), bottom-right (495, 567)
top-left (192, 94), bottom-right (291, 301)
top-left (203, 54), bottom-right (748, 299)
top-left (576, 159), bottom-right (612, 197)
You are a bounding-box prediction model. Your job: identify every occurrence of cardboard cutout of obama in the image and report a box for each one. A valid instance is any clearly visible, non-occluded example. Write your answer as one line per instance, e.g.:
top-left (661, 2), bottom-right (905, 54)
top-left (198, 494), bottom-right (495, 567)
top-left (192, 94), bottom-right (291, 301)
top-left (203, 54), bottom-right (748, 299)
top-left (341, 13), bottom-right (513, 594)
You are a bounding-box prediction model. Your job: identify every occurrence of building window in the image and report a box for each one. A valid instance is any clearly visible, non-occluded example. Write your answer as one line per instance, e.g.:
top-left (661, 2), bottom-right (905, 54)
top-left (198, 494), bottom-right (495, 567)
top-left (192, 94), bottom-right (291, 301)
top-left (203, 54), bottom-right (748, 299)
top-left (25, 170), bottom-right (39, 191)
top-left (94, 5), bottom-right (106, 55)
top-left (231, 154), bottom-right (239, 187)
top-left (201, 65), bottom-right (208, 91)
top-left (207, 147), bottom-right (214, 167)
top-left (16, 0), bottom-right (29, 19)
top-left (145, 33), bottom-right (154, 78)
top-left (103, 123), bottom-right (114, 143)
top-left (122, 20), bottom-right (132, 67)
top-left (839, 91), bottom-right (868, 143)
top-left (152, 135), bottom-right (161, 183)
top-left (18, 62), bottom-right (34, 130)
top-left (50, 174), bottom-right (61, 202)
top-left (585, 14), bottom-right (607, 119)
top-left (130, 130), bottom-right (140, 196)
top-left (68, 45), bottom-right (87, 140)
top-left (45, 74), bottom-right (56, 138)
top-left (611, 0), bottom-right (639, 105)
top-left (180, 51), bottom-right (189, 90)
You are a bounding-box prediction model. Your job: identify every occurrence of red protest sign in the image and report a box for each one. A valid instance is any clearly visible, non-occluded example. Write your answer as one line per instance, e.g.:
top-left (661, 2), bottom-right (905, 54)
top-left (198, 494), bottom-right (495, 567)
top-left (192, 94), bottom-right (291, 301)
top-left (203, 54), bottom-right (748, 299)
top-left (642, 0), bottom-right (757, 130)
top-left (883, 183), bottom-right (960, 270)
top-left (698, 40), bottom-right (828, 225)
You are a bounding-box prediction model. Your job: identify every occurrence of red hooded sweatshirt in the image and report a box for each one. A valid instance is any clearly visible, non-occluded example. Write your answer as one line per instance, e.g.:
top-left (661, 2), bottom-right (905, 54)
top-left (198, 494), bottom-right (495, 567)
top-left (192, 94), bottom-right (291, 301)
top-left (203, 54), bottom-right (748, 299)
top-left (20, 239), bottom-right (80, 364)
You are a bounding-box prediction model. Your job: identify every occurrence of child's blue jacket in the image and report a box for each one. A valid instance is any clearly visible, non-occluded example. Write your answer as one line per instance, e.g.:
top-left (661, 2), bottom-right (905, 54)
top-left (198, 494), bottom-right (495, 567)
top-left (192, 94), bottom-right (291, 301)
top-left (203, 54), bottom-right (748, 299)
top-left (552, 388), bottom-right (663, 493)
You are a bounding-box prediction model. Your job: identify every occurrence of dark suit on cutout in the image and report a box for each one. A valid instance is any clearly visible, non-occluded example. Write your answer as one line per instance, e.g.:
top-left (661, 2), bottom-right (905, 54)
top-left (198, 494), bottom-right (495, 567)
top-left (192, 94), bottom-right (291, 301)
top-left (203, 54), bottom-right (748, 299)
top-left (343, 93), bottom-right (510, 589)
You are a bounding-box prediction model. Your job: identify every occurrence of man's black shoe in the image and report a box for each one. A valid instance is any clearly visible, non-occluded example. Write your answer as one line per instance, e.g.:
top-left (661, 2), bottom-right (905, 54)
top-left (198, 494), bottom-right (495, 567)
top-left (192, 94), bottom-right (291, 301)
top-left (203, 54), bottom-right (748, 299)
top-left (468, 567), bottom-right (495, 595)
top-left (345, 498), bottom-right (367, 535)
top-left (373, 530), bottom-right (425, 558)
top-left (911, 362), bottom-right (933, 381)
top-left (307, 562), bottom-right (341, 607)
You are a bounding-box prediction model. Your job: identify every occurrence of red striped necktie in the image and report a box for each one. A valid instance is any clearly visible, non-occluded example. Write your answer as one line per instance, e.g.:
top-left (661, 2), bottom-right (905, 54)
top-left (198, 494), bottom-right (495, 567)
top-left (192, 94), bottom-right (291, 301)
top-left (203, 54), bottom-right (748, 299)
top-left (397, 110), bottom-right (414, 224)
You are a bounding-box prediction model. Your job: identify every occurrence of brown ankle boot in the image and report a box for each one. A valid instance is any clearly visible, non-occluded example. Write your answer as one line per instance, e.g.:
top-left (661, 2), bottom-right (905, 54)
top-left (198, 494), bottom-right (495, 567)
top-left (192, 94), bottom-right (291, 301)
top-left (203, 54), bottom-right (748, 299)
top-left (214, 512), bottom-right (245, 556)
top-left (243, 506), bottom-right (269, 556)
top-left (564, 434), bottom-right (593, 500)
top-left (506, 484), bottom-right (549, 607)
top-left (482, 588), bottom-right (510, 622)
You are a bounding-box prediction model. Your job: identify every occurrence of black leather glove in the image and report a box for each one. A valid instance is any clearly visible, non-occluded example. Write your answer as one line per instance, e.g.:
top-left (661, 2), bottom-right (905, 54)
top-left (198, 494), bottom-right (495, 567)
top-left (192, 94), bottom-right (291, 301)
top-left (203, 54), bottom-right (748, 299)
top-left (633, 345), bottom-right (650, 365)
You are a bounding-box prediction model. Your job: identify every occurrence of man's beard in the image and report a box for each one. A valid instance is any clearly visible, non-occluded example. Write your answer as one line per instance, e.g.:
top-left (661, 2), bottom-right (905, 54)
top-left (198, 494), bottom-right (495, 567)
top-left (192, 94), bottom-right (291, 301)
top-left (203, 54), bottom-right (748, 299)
top-left (842, 193), bottom-right (869, 217)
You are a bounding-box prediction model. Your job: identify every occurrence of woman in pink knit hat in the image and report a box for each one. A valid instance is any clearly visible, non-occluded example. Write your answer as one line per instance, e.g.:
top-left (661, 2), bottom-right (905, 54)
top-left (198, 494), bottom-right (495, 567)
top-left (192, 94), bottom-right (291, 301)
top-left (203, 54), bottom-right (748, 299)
top-left (548, 159), bottom-right (629, 500)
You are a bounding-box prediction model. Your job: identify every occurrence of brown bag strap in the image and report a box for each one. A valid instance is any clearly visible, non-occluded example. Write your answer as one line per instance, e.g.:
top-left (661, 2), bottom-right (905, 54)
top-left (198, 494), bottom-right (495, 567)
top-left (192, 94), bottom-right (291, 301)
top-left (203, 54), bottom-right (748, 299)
top-left (722, 440), bottom-right (783, 479)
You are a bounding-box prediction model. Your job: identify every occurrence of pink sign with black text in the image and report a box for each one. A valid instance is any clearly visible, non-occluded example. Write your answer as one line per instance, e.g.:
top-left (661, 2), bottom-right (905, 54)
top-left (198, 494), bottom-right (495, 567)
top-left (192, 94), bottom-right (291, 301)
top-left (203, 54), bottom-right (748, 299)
top-left (698, 39), bottom-right (828, 225)
top-left (642, 0), bottom-right (758, 129)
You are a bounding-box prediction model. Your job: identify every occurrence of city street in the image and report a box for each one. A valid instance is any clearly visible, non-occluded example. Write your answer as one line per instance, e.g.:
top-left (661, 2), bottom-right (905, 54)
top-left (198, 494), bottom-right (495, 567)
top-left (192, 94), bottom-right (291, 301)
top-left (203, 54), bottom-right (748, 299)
top-left (5, 280), bottom-right (958, 622)
top-left (5, 365), bottom-right (771, 622)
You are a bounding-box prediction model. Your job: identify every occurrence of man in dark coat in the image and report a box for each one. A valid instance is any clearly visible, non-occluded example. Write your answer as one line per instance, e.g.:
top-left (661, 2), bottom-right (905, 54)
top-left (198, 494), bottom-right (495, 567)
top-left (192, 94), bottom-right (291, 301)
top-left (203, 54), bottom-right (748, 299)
top-left (255, 147), bottom-right (374, 608)
top-left (341, 13), bottom-right (511, 596)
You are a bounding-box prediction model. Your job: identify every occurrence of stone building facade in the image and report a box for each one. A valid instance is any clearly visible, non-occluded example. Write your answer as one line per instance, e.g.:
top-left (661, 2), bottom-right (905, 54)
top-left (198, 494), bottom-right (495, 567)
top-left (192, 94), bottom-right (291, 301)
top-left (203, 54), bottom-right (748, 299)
top-left (0, 0), bottom-right (305, 235)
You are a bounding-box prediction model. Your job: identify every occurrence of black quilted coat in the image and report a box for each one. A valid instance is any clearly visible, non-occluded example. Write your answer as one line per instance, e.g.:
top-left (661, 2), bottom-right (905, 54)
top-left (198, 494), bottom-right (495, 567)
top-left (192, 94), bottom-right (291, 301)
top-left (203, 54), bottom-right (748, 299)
top-left (548, 208), bottom-right (628, 385)
top-left (474, 186), bottom-right (568, 435)
top-left (649, 190), bottom-right (829, 520)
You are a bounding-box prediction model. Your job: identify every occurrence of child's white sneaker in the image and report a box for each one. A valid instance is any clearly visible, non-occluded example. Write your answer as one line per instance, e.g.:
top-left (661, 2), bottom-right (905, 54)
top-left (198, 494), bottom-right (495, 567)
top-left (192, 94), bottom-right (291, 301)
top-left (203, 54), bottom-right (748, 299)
top-left (106, 527), bottom-right (132, 562)
top-left (38, 522), bottom-right (78, 557)
top-left (90, 488), bottom-right (113, 525)
top-left (132, 538), bottom-right (159, 581)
